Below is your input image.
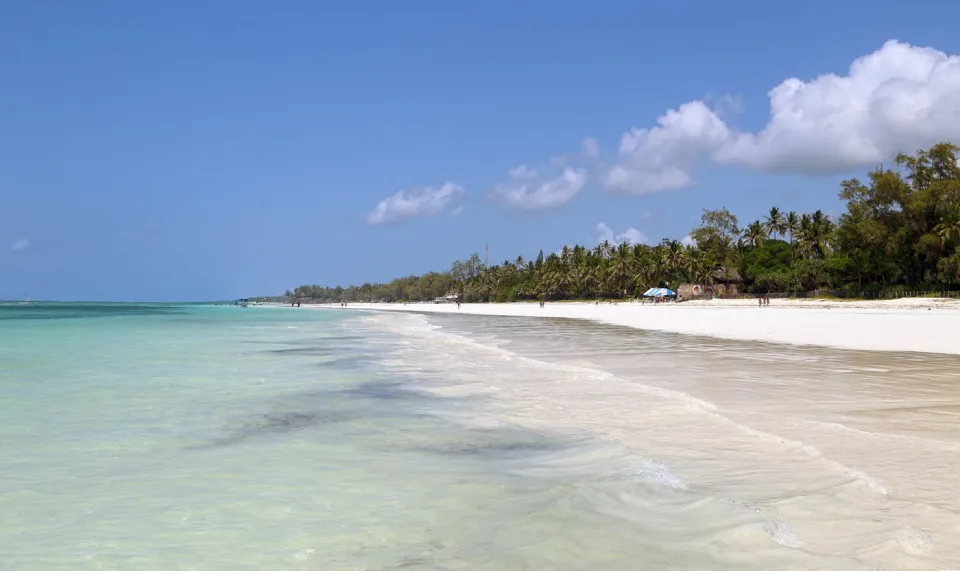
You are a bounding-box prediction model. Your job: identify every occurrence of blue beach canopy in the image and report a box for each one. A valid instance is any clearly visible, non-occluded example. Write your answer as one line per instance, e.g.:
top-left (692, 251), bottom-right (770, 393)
top-left (642, 288), bottom-right (675, 297)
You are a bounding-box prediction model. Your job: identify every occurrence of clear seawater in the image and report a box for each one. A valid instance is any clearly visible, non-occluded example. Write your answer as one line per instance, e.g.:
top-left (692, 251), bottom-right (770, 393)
top-left (2, 304), bottom-right (959, 570)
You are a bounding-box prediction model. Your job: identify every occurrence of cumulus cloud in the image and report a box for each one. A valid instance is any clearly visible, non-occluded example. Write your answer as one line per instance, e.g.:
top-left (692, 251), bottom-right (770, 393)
top-left (12, 239), bottom-right (29, 251)
top-left (595, 223), bottom-right (614, 242)
top-left (596, 222), bottom-right (648, 245)
top-left (492, 164), bottom-right (588, 210)
top-left (602, 101), bottom-right (731, 195)
top-left (596, 40), bottom-right (960, 193)
top-left (716, 40), bottom-right (960, 172)
top-left (367, 182), bottom-right (465, 225)
top-left (374, 40), bottom-right (960, 218)
top-left (681, 235), bottom-right (696, 247)
top-left (617, 227), bottom-right (648, 245)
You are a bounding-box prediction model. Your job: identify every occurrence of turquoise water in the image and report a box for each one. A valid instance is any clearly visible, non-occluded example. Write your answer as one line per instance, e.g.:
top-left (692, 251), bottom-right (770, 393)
top-left (0, 305), bottom-right (510, 568)
top-left (1, 304), bottom-right (665, 570)
top-left (3, 304), bottom-right (959, 570)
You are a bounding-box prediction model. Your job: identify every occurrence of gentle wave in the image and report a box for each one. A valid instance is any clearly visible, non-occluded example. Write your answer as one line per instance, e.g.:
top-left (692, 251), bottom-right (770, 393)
top-left (353, 309), bottom-right (960, 570)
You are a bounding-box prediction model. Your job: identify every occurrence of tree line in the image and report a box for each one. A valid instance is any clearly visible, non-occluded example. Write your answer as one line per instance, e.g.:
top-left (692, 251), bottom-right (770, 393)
top-left (280, 143), bottom-right (960, 303)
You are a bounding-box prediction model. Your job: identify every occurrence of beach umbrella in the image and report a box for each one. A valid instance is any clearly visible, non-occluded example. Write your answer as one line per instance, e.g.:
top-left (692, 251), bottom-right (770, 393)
top-left (644, 288), bottom-right (675, 297)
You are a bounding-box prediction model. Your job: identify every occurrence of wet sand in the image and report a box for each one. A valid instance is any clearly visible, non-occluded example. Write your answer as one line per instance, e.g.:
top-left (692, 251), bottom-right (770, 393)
top-left (312, 297), bottom-right (960, 354)
top-left (366, 311), bottom-right (960, 570)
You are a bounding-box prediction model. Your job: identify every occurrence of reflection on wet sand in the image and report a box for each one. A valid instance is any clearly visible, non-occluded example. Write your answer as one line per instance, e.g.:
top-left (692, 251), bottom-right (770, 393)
top-left (374, 312), bottom-right (960, 571)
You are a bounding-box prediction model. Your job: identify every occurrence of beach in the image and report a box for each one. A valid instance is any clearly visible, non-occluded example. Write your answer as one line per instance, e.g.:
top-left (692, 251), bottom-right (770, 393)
top-left (312, 297), bottom-right (960, 355)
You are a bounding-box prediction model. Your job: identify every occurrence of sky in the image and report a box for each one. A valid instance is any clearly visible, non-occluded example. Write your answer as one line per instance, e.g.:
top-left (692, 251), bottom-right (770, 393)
top-left (2, 0), bottom-right (960, 301)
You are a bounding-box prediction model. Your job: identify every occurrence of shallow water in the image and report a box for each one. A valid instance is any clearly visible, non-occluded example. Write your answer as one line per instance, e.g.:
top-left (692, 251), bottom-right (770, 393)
top-left (1, 304), bottom-right (958, 570)
top-left (412, 312), bottom-right (960, 570)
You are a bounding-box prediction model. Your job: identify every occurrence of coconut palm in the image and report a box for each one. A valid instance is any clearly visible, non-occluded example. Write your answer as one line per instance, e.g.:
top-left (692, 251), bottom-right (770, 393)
top-left (661, 240), bottom-right (684, 276)
top-left (594, 240), bottom-right (613, 260)
top-left (608, 242), bottom-right (635, 297)
top-left (785, 211), bottom-right (799, 242)
top-left (794, 210), bottom-right (833, 259)
top-left (683, 246), bottom-right (705, 283)
top-left (763, 207), bottom-right (788, 239)
top-left (741, 221), bottom-right (766, 248)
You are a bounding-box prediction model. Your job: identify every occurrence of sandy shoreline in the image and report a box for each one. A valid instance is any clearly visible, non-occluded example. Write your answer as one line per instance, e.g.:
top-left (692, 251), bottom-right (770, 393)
top-left (302, 297), bottom-right (960, 355)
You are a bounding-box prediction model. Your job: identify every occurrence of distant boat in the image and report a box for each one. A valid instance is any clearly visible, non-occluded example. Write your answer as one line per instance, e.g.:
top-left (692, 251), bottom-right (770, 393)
top-left (18, 293), bottom-right (29, 305)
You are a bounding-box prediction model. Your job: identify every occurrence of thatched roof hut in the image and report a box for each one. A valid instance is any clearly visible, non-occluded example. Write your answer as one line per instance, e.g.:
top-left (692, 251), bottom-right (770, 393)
top-left (713, 266), bottom-right (741, 284)
top-left (678, 267), bottom-right (742, 301)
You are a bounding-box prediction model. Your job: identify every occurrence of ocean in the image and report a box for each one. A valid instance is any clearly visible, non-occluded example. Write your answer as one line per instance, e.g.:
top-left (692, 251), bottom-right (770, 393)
top-left (1, 303), bottom-right (958, 570)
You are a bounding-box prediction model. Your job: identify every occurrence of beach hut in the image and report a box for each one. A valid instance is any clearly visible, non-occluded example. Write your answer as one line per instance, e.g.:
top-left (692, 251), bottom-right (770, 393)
top-left (678, 283), bottom-right (708, 300)
top-left (712, 267), bottom-right (742, 297)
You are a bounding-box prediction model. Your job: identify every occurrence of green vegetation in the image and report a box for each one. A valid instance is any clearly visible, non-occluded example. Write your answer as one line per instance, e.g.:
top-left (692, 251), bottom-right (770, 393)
top-left (286, 143), bottom-right (960, 303)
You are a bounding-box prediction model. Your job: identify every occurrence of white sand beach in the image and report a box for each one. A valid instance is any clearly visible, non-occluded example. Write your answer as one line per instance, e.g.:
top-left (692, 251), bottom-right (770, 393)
top-left (312, 297), bottom-right (960, 355)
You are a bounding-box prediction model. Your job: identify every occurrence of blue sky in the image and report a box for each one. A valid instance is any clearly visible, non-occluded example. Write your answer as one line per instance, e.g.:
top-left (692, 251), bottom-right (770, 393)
top-left (2, 1), bottom-right (959, 301)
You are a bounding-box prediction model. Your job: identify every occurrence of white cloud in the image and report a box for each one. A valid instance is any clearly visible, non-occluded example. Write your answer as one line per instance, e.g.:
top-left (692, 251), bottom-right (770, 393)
top-left (601, 101), bottom-right (731, 195)
top-left (595, 40), bottom-right (960, 192)
top-left (12, 239), bottom-right (29, 251)
top-left (681, 235), bottom-right (696, 247)
top-left (617, 227), bottom-right (648, 245)
top-left (373, 40), bottom-right (960, 221)
top-left (596, 222), bottom-right (648, 245)
top-left (596, 223), bottom-right (614, 243)
top-left (367, 182), bottom-right (465, 225)
top-left (492, 164), bottom-right (588, 210)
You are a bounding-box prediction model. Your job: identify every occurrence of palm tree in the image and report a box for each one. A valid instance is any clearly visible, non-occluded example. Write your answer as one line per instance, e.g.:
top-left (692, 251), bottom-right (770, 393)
top-left (584, 261), bottom-right (603, 297)
top-left (795, 211), bottom-right (833, 259)
top-left (763, 207), bottom-right (787, 239)
top-left (683, 246), bottom-right (705, 283)
top-left (810, 210), bottom-right (834, 257)
top-left (662, 240), bottom-right (684, 276)
top-left (785, 211), bottom-right (799, 242)
top-left (609, 242), bottom-right (635, 297)
top-left (594, 240), bottom-right (613, 260)
top-left (741, 221), bottom-right (766, 248)
top-left (650, 243), bottom-right (670, 286)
